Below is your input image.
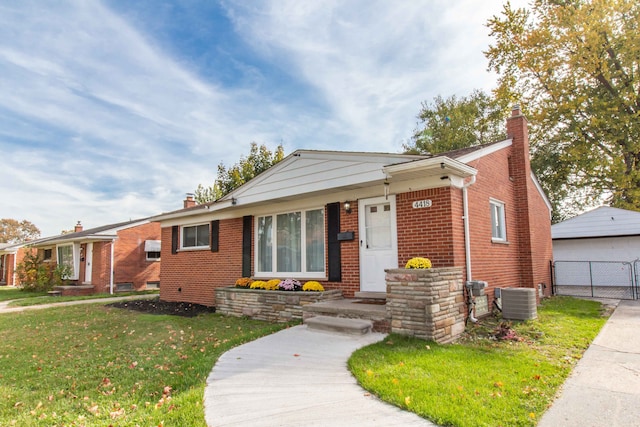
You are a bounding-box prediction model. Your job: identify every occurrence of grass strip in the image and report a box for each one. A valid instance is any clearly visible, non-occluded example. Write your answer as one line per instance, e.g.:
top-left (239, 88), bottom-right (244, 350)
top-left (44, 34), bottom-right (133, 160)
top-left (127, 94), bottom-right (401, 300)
top-left (349, 296), bottom-right (608, 427)
top-left (0, 287), bottom-right (46, 302)
top-left (0, 304), bottom-right (289, 426)
top-left (6, 290), bottom-right (160, 307)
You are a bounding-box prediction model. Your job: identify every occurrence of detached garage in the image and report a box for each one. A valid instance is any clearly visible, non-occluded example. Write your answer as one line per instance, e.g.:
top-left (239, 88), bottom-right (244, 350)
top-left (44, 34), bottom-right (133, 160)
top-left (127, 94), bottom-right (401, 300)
top-left (552, 206), bottom-right (640, 299)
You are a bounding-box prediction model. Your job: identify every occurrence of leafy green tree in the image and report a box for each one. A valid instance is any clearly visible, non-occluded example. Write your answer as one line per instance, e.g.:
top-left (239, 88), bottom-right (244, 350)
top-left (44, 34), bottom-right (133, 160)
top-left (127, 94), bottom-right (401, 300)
top-left (195, 143), bottom-right (285, 204)
top-left (486, 0), bottom-right (640, 219)
top-left (0, 219), bottom-right (40, 244)
top-left (406, 90), bottom-right (508, 155)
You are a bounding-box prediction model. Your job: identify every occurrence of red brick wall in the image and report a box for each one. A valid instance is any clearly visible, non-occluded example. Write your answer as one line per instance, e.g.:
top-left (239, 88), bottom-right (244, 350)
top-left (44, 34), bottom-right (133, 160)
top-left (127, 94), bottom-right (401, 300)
top-left (325, 204), bottom-right (360, 298)
top-left (113, 222), bottom-right (161, 291)
top-left (83, 222), bottom-right (161, 293)
top-left (464, 148), bottom-right (524, 298)
top-left (91, 241), bottom-right (112, 292)
top-left (396, 187), bottom-right (465, 269)
top-left (160, 218), bottom-right (245, 306)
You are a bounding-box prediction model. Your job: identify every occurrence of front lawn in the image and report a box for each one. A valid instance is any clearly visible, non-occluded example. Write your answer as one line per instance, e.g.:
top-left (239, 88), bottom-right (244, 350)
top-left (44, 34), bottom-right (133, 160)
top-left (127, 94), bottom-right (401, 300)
top-left (349, 297), bottom-right (609, 427)
top-left (0, 287), bottom-right (46, 301)
top-left (0, 304), bottom-right (288, 426)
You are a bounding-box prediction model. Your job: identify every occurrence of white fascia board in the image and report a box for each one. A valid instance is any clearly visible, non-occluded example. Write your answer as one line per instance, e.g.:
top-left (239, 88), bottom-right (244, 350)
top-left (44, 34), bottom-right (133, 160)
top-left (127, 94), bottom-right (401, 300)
top-left (455, 139), bottom-right (512, 163)
top-left (32, 235), bottom-right (118, 247)
top-left (151, 205), bottom-right (220, 223)
top-left (384, 156), bottom-right (477, 178)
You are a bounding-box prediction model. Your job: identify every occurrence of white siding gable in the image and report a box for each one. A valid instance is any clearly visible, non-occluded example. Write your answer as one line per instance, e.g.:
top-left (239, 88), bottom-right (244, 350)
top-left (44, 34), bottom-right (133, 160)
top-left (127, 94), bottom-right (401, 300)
top-left (226, 150), bottom-right (426, 205)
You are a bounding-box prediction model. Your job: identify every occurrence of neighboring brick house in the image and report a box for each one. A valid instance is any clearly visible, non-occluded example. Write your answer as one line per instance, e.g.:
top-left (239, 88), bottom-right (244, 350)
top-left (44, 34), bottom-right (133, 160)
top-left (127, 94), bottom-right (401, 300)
top-left (0, 243), bottom-right (18, 286)
top-left (29, 218), bottom-right (161, 294)
top-left (153, 106), bottom-right (553, 308)
top-left (0, 241), bottom-right (42, 287)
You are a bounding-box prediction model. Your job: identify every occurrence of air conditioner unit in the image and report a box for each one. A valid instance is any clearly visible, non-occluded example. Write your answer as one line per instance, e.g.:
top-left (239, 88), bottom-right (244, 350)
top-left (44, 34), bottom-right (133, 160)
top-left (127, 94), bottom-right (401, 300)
top-left (501, 288), bottom-right (537, 320)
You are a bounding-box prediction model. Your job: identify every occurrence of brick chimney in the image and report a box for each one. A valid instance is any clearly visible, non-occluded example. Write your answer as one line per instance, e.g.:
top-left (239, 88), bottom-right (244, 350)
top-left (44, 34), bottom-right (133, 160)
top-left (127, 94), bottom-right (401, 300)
top-left (506, 104), bottom-right (535, 288)
top-left (74, 221), bottom-right (83, 232)
top-left (183, 193), bottom-right (196, 209)
top-left (506, 104), bottom-right (554, 297)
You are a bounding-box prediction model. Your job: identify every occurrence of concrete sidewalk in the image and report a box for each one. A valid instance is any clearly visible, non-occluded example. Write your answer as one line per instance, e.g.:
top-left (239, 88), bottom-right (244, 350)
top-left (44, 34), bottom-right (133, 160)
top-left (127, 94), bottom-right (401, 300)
top-left (538, 300), bottom-right (640, 427)
top-left (204, 325), bottom-right (435, 427)
top-left (0, 294), bottom-right (157, 314)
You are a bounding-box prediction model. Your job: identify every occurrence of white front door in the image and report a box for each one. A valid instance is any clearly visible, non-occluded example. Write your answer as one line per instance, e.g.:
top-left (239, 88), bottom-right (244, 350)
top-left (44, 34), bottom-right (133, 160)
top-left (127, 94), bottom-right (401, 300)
top-left (359, 195), bottom-right (398, 292)
top-left (84, 243), bottom-right (93, 284)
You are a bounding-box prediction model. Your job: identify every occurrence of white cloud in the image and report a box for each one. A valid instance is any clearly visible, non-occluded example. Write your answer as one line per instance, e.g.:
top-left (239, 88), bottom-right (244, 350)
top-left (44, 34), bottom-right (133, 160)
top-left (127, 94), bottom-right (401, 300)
top-left (221, 0), bottom-right (523, 152)
top-left (0, 0), bottom-right (528, 236)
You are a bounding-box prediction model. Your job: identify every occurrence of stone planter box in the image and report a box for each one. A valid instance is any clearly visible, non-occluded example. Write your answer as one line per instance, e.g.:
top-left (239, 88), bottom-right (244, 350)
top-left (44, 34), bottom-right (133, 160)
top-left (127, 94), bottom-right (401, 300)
top-left (215, 287), bottom-right (343, 323)
top-left (386, 267), bottom-right (465, 344)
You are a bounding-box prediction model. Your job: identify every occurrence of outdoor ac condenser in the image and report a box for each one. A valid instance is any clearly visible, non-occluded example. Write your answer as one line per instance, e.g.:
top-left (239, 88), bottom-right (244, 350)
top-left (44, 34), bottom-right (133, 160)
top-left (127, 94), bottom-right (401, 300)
top-left (501, 288), bottom-right (537, 320)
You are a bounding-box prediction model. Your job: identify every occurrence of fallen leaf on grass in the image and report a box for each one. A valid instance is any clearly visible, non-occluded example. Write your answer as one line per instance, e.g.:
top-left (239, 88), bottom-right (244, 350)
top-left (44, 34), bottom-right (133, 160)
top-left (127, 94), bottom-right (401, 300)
top-left (110, 408), bottom-right (125, 419)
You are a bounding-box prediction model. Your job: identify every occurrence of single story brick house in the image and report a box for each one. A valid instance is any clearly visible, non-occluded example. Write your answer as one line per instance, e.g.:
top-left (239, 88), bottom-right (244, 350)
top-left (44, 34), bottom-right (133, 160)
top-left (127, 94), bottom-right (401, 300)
top-left (28, 218), bottom-right (161, 294)
top-left (153, 106), bottom-right (553, 308)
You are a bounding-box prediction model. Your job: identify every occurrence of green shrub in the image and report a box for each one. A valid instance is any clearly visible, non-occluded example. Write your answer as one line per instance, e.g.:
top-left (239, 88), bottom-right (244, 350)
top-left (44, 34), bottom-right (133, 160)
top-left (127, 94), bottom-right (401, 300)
top-left (15, 250), bottom-right (72, 292)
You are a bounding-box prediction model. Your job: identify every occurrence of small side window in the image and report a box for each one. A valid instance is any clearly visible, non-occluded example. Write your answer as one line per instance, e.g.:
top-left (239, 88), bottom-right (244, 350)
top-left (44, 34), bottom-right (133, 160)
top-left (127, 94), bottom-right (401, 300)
top-left (490, 199), bottom-right (507, 242)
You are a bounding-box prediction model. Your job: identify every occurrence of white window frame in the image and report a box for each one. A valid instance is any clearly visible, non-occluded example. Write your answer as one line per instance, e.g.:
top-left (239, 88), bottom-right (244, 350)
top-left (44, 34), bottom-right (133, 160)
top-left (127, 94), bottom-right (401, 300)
top-left (180, 223), bottom-right (210, 250)
top-left (255, 207), bottom-right (326, 279)
top-left (490, 198), bottom-right (507, 242)
top-left (57, 243), bottom-right (80, 280)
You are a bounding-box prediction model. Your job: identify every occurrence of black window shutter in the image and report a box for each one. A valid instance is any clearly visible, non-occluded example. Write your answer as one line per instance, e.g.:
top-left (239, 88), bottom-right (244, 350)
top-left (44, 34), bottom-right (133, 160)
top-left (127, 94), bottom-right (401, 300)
top-left (327, 202), bottom-right (342, 282)
top-left (171, 226), bottom-right (179, 254)
top-left (210, 220), bottom-right (219, 252)
top-left (242, 216), bottom-right (252, 277)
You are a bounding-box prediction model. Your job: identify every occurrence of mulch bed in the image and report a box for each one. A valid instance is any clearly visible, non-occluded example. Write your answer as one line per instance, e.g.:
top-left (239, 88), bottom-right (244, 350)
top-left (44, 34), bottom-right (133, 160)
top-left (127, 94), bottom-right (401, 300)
top-left (106, 297), bottom-right (216, 317)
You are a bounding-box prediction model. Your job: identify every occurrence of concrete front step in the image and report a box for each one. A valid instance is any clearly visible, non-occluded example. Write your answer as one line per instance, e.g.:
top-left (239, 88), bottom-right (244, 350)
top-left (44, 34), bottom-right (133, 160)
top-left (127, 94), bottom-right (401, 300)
top-left (353, 291), bottom-right (386, 301)
top-left (303, 299), bottom-right (390, 333)
top-left (305, 315), bottom-right (373, 335)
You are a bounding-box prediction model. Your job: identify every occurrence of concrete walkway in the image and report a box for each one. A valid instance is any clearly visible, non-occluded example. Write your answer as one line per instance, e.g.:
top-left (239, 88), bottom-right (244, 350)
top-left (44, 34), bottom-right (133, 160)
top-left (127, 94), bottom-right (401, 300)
top-left (538, 300), bottom-right (640, 427)
top-left (0, 294), bottom-right (157, 314)
top-left (204, 325), bottom-right (435, 427)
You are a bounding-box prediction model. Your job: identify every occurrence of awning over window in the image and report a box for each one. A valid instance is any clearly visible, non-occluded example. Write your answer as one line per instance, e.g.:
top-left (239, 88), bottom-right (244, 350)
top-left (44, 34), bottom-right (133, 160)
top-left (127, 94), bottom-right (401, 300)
top-left (144, 240), bottom-right (161, 252)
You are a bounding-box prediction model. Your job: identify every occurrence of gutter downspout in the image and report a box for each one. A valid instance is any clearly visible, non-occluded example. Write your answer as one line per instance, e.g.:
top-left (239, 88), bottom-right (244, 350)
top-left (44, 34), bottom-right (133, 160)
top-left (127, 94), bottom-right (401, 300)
top-left (461, 176), bottom-right (476, 282)
top-left (460, 175), bottom-right (477, 323)
top-left (109, 239), bottom-right (115, 295)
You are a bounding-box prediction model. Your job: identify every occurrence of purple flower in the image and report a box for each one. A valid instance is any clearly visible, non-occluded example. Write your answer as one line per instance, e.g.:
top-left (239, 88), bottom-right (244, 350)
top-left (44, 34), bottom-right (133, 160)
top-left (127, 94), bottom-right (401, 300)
top-left (278, 278), bottom-right (301, 291)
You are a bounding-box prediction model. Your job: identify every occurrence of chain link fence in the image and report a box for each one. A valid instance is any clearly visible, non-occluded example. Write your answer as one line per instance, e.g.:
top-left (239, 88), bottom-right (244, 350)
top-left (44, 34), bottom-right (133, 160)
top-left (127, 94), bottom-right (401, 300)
top-left (553, 260), bottom-right (638, 300)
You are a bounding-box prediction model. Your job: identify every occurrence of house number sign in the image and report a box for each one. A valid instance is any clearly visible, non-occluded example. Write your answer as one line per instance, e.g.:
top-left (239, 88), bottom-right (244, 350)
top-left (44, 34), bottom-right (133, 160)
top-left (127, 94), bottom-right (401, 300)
top-left (412, 199), bottom-right (432, 209)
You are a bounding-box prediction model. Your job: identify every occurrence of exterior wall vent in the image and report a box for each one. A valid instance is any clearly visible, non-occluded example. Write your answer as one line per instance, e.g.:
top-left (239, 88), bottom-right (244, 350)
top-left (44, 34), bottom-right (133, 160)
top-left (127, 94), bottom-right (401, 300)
top-left (501, 288), bottom-right (537, 320)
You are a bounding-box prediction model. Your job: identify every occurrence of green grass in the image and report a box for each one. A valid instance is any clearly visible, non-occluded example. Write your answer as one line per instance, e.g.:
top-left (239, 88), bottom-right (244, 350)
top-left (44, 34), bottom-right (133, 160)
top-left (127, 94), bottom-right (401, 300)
top-left (7, 290), bottom-right (160, 307)
top-left (0, 304), bottom-right (289, 426)
top-left (0, 287), bottom-right (47, 301)
top-left (349, 297), bottom-right (608, 427)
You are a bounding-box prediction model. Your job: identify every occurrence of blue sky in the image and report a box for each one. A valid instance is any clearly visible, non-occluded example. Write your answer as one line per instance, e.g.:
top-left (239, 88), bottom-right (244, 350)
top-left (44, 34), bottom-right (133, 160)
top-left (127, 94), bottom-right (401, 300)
top-left (0, 0), bottom-right (526, 237)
